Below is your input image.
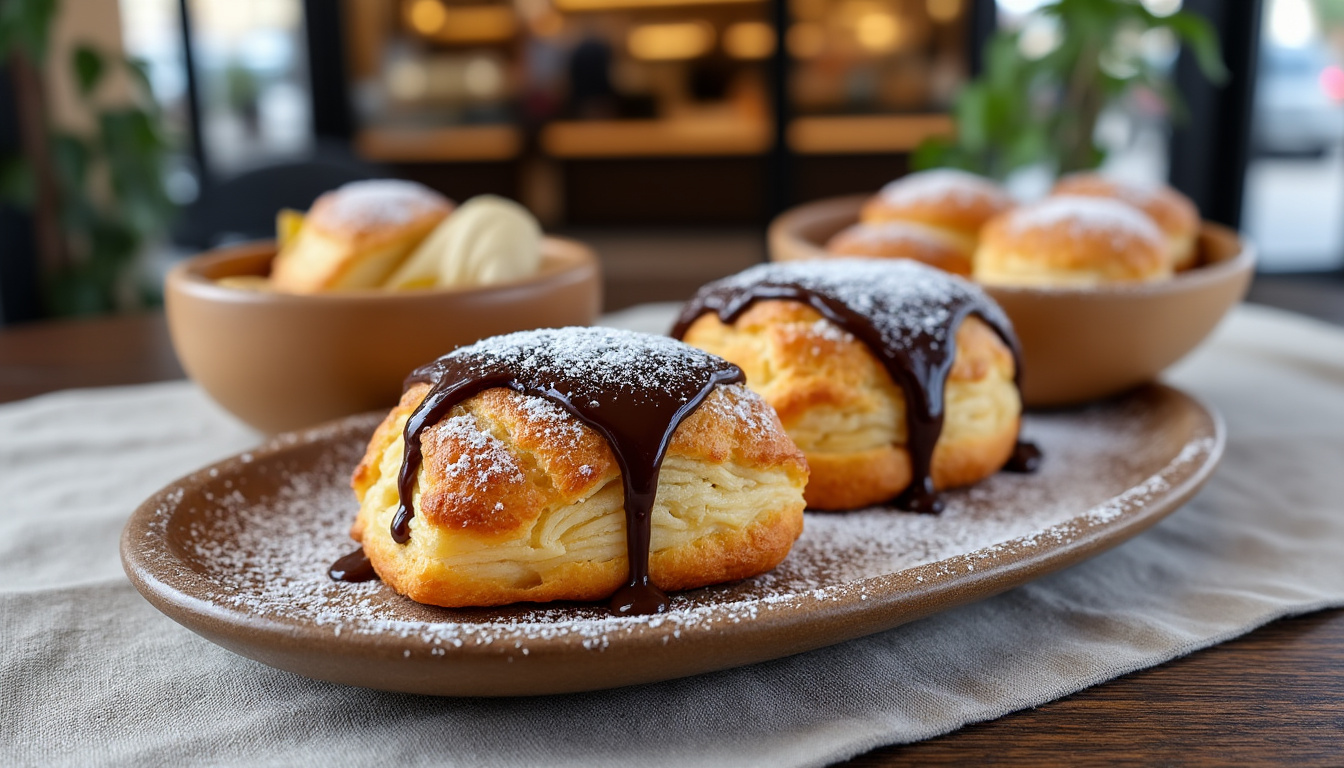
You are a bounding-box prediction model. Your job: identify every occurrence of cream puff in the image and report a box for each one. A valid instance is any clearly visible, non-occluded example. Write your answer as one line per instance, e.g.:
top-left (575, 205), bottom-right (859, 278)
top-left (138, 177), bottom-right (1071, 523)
top-left (674, 259), bottom-right (1024, 512)
top-left (825, 220), bottom-right (975, 276)
top-left (345, 327), bottom-right (808, 613)
top-left (860, 169), bottom-right (1014, 256)
top-left (974, 195), bottom-right (1170, 287)
top-left (1052, 173), bottom-right (1200, 271)
top-left (270, 179), bottom-right (453, 293)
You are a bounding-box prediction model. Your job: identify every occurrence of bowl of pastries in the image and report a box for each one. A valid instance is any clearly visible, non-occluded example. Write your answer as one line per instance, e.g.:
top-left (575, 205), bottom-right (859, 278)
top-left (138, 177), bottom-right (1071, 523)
top-left (165, 179), bottom-right (602, 434)
top-left (767, 169), bottom-right (1255, 407)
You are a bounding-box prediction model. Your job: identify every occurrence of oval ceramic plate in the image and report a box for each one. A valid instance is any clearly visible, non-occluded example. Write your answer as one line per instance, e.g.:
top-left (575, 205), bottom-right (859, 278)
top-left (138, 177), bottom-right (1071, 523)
top-left (122, 384), bottom-right (1222, 697)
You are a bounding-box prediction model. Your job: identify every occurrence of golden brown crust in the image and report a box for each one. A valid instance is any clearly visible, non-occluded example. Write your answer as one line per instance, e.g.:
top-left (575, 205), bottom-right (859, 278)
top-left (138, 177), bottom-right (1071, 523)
top-left (974, 195), bottom-right (1171, 286)
top-left (680, 301), bottom-right (1021, 510)
top-left (860, 170), bottom-right (1013, 243)
top-left (349, 382), bottom-right (808, 607)
top-left (304, 181), bottom-right (453, 248)
top-left (270, 181), bottom-right (453, 293)
top-left (824, 221), bottom-right (973, 276)
top-left (1052, 173), bottom-right (1200, 270)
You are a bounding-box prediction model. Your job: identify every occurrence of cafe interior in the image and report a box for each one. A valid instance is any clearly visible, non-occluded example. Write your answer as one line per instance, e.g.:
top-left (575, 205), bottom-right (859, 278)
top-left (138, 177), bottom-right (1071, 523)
top-left (3, 1), bottom-right (1344, 765)
top-left (3, 0), bottom-right (1341, 323)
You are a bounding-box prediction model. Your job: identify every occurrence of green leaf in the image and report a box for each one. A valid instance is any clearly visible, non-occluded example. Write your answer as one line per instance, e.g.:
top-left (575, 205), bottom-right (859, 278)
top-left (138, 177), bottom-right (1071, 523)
top-left (0, 155), bottom-right (35, 206)
top-left (0, 0), bottom-right (58, 64)
top-left (51, 132), bottom-right (91, 188)
top-left (954, 84), bottom-right (991, 153)
top-left (1163, 11), bottom-right (1229, 84)
top-left (123, 57), bottom-right (157, 102)
top-left (986, 32), bottom-right (1023, 90)
top-left (911, 137), bottom-right (952, 172)
top-left (73, 45), bottom-right (105, 96)
top-left (1004, 129), bottom-right (1049, 172)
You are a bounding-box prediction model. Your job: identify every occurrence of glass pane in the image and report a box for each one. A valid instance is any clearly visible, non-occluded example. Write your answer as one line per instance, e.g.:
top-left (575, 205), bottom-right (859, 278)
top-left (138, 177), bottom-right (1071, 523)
top-left (188, 0), bottom-right (314, 176)
top-left (1242, 0), bottom-right (1344, 272)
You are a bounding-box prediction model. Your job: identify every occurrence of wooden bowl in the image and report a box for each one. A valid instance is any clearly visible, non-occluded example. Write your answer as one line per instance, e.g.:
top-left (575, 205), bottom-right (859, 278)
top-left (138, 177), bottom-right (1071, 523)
top-left (165, 238), bottom-right (602, 433)
top-left (768, 195), bottom-right (1255, 408)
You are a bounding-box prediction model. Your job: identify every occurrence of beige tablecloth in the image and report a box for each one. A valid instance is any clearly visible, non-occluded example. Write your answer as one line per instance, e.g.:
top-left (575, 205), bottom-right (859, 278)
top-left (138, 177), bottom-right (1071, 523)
top-left (2, 304), bottom-right (1343, 768)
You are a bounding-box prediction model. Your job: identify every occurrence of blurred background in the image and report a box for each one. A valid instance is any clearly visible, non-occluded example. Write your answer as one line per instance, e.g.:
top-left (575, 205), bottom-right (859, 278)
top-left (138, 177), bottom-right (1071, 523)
top-left (1, 0), bottom-right (1342, 323)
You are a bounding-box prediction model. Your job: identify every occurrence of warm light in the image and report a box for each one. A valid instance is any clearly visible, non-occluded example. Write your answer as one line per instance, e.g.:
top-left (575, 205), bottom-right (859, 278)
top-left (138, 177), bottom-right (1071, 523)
top-left (628, 22), bottom-right (714, 61)
top-left (791, 0), bottom-right (827, 22)
top-left (856, 12), bottom-right (900, 52)
top-left (530, 9), bottom-right (564, 37)
top-left (388, 59), bottom-right (429, 100)
top-left (405, 0), bottom-right (447, 34)
top-left (724, 21), bottom-right (775, 59)
top-left (433, 6), bottom-right (518, 43)
top-left (464, 56), bottom-right (505, 98)
top-left (926, 0), bottom-right (961, 23)
top-left (557, 0), bottom-right (761, 10)
top-left (787, 22), bottom-right (825, 58)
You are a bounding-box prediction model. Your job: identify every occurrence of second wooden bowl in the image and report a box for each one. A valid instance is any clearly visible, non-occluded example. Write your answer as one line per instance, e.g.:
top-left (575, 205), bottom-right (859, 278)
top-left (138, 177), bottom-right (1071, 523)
top-left (768, 195), bottom-right (1255, 408)
top-left (165, 238), bottom-right (602, 433)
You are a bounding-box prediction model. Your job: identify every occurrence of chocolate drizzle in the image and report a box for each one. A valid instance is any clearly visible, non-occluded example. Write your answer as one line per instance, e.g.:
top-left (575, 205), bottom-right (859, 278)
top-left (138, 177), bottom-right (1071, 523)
top-left (328, 547), bottom-right (377, 582)
top-left (1005, 440), bottom-right (1042, 473)
top-left (672, 259), bottom-right (1034, 513)
top-left (390, 327), bottom-right (743, 615)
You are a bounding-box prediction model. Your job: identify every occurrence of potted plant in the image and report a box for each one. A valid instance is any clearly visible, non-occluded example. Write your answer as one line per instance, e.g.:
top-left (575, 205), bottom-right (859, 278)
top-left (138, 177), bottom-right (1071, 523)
top-left (1, 0), bottom-right (176, 316)
top-left (915, 0), bottom-right (1228, 179)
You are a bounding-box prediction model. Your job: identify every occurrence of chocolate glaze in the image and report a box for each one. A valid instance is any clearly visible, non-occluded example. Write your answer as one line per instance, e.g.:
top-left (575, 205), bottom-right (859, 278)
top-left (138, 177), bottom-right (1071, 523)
top-left (672, 260), bottom-right (1035, 513)
top-left (328, 548), bottom-right (377, 582)
top-left (1004, 440), bottom-right (1043, 473)
top-left (389, 328), bottom-right (743, 616)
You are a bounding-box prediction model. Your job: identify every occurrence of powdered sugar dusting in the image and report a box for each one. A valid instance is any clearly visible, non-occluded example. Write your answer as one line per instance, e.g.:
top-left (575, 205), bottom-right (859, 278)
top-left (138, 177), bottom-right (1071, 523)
top-left (412, 327), bottom-right (741, 419)
top-left (878, 169), bottom-right (1009, 209)
top-left (139, 390), bottom-right (1218, 656)
top-left (1008, 195), bottom-right (1162, 244)
top-left (423, 414), bottom-right (525, 488)
top-left (687, 259), bottom-right (1013, 364)
top-left (316, 179), bottom-right (449, 230)
top-left (829, 222), bottom-right (957, 253)
top-left (1059, 173), bottom-right (1163, 207)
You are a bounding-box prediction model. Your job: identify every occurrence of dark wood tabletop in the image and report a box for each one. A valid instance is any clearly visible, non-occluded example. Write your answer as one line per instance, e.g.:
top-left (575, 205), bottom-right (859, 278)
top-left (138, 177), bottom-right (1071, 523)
top-left (2, 294), bottom-right (1342, 766)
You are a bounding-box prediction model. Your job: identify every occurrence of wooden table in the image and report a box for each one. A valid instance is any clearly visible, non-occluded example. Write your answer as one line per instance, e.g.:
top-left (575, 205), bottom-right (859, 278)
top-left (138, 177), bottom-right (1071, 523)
top-left (2, 308), bottom-right (1341, 766)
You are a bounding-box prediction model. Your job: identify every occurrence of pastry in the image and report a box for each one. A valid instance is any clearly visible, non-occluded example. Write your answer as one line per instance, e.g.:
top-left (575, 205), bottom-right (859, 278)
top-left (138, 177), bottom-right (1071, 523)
top-left (341, 327), bottom-right (808, 614)
top-left (385, 195), bottom-right (542, 290)
top-left (824, 220), bottom-right (975, 276)
top-left (1052, 173), bottom-right (1200, 271)
top-left (860, 169), bottom-right (1013, 255)
top-left (974, 195), bottom-right (1170, 287)
top-left (269, 179), bottom-right (454, 293)
top-left (674, 259), bottom-right (1031, 512)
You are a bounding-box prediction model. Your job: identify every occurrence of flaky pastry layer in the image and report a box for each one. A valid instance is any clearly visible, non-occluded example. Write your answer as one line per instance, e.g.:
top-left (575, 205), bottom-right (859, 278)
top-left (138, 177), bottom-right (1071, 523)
top-left (680, 301), bottom-right (1020, 510)
top-left (270, 184), bottom-right (453, 293)
top-left (350, 383), bottom-right (808, 607)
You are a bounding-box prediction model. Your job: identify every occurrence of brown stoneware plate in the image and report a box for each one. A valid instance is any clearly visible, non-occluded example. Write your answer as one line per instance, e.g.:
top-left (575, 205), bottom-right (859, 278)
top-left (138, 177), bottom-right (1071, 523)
top-left (768, 195), bottom-right (1254, 408)
top-left (121, 383), bottom-right (1222, 697)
